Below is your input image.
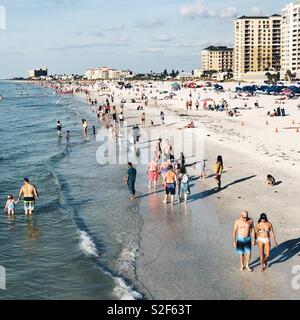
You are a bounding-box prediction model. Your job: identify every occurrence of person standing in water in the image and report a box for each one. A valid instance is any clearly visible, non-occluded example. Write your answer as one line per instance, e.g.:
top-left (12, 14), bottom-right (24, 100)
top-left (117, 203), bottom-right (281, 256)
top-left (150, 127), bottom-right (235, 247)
top-left (232, 211), bottom-right (256, 272)
top-left (82, 119), bottom-right (88, 135)
top-left (66, 130), bottom-right (71, 143)
top-left (18, 178), bottom-right (39, 215)
top-left (255, 213), bottom-right (278, 272)
top-left (125, 162), bottom-right (137, 200)
top-left (163, 165), bottom-right (177, 205)
top-left (214, 155), bottom-right (223, 190)
top-left (57, 121), bottom-right (62, 137)
top-left (4, 195), bottom-right (18, 216)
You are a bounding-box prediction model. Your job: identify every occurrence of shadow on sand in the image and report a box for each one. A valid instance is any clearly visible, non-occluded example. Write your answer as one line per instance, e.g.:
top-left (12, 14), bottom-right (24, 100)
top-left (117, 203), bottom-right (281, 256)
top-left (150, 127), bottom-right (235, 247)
top-left (187, 175), bottom-right (257, 202)
top-left (250, 237), bottom-right (300, 269)
top-left (222, 175), bottom-right (257, 190)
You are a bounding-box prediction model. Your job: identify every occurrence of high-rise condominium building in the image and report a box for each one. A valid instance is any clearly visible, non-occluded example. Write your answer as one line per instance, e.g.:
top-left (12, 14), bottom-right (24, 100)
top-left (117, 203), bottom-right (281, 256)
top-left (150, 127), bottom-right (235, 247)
top-left (201, 46), bottom-right (234, 73)
top-left (28, 68), bottom-right (48, 79)
top-left (281, 0), bottom-right (300, 78)
top-left (234, 15), bottom-right (282, 80)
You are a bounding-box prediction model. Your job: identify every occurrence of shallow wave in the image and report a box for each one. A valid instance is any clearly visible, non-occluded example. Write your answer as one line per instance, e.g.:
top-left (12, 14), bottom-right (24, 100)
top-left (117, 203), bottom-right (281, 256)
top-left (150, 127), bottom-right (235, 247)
top-left (113, 277), bottom-right (142, 301)
top-left (77, 229), bottom-right (142, 300)
top-left (78, 230), bottom-right (99, 257)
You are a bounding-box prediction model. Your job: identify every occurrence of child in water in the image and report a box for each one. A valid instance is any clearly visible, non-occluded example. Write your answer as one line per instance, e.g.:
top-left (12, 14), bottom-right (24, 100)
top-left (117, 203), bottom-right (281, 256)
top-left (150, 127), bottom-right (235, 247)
top-left (4, 195), bottom-right (18, 215)
top-left (66, 130), bottom-right (71, 143)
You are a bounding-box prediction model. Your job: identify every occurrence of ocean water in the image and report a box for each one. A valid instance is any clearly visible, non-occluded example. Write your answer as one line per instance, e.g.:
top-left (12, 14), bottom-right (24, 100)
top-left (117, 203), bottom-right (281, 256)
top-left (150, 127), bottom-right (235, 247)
top-left (0, 81), bottom-right (143, 300)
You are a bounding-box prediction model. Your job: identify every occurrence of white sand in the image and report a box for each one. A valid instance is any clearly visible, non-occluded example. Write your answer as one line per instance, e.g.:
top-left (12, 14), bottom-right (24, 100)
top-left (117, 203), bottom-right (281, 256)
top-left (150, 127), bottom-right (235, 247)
top-left (61, 79), bottom-right (300, 299)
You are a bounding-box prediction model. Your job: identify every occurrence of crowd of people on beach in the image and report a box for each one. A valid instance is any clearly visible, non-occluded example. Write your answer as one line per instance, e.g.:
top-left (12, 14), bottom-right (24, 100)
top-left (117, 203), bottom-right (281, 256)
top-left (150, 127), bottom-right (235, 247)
top-left (4, 80), bottom-right (283, 275)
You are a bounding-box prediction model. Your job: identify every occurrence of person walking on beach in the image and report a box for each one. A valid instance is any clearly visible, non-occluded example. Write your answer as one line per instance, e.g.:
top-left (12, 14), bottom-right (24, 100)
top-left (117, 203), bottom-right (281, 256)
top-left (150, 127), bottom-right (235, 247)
top-left (186, 100), bottom-right (189, 111)
top-left (119, 112), bottom-right (124, 127)
top-left (163, 139), bottom-right (174, 163)
top-left (17, 178), bottom-right (39, 215)
top-left (178, 166), bottom-right (190, 204)
top-left (112, 106), bottom-right (117, 126)
top-left (232, 211), bottom-right (256, 272)
top-left (163, 165), bottom-right (177, 205)
top-left (4, 195), bottom-right (18, 216)
top-left (132, 124), bottom-right (141, 144)
top-left (125, 162), bottom-right (137, 200)
top-left (160, 111), bottom-right (165, 126)
top-left (57, 121), bottom-right (62, 137)
top-left (147, 159), bottom-right (160, 189)
top-left (141, 112), bottom-right (146, 127)
top-left (179, 152), bottom-right (186, 167)
top-left (199, 160), bottom-right (206, 180)
top-left (255, 213), bottom-right (278, 272)
top-left (214, 155), bottom-right (223, 190)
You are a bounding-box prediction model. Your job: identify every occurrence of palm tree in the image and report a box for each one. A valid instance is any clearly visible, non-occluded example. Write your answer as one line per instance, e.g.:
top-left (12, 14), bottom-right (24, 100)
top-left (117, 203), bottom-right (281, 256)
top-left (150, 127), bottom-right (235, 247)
top-left (265, 72), bottom-right (273, 83)
top-left (286, 70), bottom-right (297, 82)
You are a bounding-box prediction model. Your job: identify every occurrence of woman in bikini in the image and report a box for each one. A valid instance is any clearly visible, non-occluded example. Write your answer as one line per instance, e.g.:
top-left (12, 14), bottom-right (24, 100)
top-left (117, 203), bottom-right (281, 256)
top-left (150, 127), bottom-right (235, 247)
top-left (255, 213), bottom-right (278, 272)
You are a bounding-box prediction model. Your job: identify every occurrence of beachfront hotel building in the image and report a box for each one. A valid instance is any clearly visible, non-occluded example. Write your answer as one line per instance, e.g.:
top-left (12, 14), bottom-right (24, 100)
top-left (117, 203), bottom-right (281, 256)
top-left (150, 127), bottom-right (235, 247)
top-left (28, 68), bottom-right (48, 79)
top-left (201, 46), bottom-right (234, 73)
top-left (233, 15), bottom-right (282, 81)
top-left (85, 67), bottom-right (133, 80)
top-left (281, 0), bottom-right (300, 78)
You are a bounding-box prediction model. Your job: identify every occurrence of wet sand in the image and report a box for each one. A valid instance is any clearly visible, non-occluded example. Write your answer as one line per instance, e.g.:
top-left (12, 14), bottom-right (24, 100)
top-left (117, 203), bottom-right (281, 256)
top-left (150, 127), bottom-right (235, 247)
top-left (74, 83), bottom-right (300, 300)
top-left (121, 100), bottom-right (300, 300)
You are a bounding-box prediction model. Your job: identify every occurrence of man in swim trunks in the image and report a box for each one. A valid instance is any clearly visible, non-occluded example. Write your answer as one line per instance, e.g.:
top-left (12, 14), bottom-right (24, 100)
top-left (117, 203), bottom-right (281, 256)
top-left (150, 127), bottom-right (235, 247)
top-left (162, 165), bottom-right (178, 205)
top-left (18, 178), bottom-right (39, 215)
top-left (232, 211), bottom-right (256, 272)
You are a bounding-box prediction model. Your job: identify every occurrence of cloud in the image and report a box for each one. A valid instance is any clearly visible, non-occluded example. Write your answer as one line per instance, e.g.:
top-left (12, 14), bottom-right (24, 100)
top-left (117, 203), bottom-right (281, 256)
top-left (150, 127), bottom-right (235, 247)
top-left (90, 32), bottom-right (105, 37)
top-left (174, 42), bottom-right (206, 48)
top-left (47, 42), bottom-right (130, 51)
top-left (174, 40), bottom-right (232, 48)
top-left (180, 1), bottom-right (237, 19)
top-left (141, 47), bottom-right (164, 54)
top-left (105, 25), bottom-right (125, 32)
top-left (153, 34), bottom-right (173, 42)
top-left (134, 19), bottom-right (164, 29)
top-left (250, 6), bottom-right (265, 16)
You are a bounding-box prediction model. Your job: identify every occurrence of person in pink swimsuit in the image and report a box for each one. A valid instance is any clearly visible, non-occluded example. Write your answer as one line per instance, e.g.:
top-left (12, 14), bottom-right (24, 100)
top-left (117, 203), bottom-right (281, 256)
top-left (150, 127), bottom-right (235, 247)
top-left (147, 160), bottom-right (160, 189)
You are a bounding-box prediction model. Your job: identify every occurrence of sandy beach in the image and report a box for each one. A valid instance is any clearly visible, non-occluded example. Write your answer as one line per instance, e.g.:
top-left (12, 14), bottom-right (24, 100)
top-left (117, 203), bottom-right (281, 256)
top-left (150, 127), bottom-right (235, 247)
top-left (42, 79), bottom-right (300, 300)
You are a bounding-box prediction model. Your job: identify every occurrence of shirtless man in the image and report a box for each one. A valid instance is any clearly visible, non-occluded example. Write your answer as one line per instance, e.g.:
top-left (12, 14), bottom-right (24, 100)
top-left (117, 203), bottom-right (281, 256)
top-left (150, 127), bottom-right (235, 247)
top-left (162, 165), bottom-right (178, 205)
top-left (18, 178), bottom-right (39, 215)
top-left (232, 211), bottom-right (256, 272)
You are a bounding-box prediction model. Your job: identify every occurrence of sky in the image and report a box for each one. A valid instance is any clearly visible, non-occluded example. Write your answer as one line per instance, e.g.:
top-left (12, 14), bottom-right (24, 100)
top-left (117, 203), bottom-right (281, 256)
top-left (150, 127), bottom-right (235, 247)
top-left (0, 0), bottom-right (292, 77)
